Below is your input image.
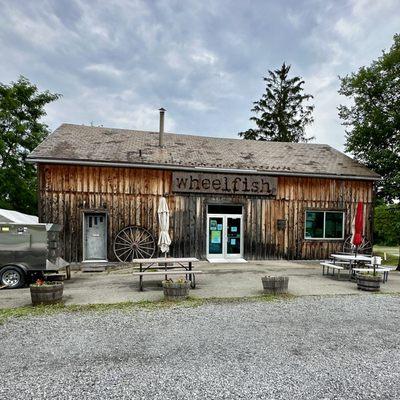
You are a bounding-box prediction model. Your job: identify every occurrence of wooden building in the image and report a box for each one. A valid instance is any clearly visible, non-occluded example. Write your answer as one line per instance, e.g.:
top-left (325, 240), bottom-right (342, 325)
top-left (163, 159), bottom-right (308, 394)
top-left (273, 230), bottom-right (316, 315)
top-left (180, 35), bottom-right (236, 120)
top-left (28, 111), bottom-right (379, 263)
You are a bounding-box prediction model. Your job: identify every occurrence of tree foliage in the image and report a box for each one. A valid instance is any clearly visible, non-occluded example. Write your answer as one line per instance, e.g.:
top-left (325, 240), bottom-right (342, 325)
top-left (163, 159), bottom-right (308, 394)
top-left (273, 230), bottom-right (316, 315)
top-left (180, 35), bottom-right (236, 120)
top-left (374, 203), bottom-right (400, 246)
top-left (338, 34), bottom-right (400, 202)
top-left (0, 76), bottom-right (60, 214)
top-left (239, 63), bottom-right (314, 142)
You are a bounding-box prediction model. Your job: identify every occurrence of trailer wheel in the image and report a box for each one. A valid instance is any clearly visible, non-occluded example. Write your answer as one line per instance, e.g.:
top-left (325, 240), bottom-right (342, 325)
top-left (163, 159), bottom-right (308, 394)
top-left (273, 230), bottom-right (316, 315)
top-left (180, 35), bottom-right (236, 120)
top-left (0, 266), bottom-right (26, 289)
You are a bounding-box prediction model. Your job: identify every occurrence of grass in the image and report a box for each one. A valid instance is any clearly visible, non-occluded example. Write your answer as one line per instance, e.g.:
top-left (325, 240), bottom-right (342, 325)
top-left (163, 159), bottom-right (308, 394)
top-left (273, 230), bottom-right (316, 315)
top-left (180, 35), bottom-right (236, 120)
top-left (0, 293), bottom-right (294, 326)
top-left (373, 245), bottom-right (399, 266)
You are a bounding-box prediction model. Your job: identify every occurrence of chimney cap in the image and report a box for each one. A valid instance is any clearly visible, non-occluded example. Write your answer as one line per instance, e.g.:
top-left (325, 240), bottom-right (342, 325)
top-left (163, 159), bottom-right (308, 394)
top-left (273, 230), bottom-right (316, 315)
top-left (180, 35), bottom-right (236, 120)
top-left (159, 107), bottom-right (166, 112)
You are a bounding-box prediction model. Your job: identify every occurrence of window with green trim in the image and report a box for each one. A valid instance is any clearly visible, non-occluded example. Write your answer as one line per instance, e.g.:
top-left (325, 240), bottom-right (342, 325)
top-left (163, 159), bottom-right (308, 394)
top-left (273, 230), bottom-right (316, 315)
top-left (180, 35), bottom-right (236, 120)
top-left (305, 211), bottom-right (344, 239)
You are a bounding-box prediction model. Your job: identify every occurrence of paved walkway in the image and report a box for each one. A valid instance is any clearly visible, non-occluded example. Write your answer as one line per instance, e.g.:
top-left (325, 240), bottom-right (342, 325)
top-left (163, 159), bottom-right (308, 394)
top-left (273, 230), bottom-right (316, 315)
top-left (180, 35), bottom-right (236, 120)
top-left (1, 260), bottom-right (399, 309)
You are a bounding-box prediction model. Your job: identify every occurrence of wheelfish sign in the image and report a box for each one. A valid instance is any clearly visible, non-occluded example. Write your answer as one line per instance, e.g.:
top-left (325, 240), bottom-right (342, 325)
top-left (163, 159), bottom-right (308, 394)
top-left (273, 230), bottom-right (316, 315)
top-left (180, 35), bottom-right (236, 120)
top-left (172, 172), bottom-right (277, 196)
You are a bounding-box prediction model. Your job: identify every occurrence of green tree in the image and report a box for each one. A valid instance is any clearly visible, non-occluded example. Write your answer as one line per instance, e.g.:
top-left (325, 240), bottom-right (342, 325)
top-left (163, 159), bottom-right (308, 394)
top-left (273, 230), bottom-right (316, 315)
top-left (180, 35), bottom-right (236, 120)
top-left (374, 203), bottom-right (400, 268)
top-left (239, 62), bottom-right (314, 142)
top-left (374, 203), bottom-right (400, 246)
top-left (338, 34), bottom-right (400, 202)
top-left (0, 76), bottom-right (60, 214)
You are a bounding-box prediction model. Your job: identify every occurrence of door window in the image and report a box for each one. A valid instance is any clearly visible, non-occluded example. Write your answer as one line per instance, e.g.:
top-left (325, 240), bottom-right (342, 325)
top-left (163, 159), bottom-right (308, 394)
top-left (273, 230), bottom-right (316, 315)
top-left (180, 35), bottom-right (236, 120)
top-left (209, 217), bottom-right (223, 254)
top-left (227, 217), bottom-right (241, 254)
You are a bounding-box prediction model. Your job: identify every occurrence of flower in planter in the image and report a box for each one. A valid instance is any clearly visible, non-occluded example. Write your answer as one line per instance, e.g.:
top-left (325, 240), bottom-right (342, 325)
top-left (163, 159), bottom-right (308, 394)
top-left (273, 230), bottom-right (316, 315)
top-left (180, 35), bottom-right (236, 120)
top-left (31, 279), bottom-right (61, 287)
top-left (30, 278), bottom-right (64, 305)
top-left (162, 277), bottom-right (190, 301)
top-left (162, 277), bottom-right (188, 286)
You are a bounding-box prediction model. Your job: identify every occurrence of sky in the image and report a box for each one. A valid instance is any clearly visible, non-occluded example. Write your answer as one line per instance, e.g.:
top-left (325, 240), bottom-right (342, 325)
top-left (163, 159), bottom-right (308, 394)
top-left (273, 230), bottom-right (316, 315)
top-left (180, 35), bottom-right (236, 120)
top-left (0, 0), bottom-right (399, 151)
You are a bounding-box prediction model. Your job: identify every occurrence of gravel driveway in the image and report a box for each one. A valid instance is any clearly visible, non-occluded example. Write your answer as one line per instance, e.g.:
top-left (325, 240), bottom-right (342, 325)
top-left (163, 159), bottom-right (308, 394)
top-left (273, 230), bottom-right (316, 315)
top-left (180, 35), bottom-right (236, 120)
top-left (1, 295), bottom-right (400, 399)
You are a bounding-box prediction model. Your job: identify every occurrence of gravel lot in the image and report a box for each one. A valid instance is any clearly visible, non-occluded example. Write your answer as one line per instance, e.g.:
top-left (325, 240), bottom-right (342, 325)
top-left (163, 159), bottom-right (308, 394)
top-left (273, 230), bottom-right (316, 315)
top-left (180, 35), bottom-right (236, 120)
top-left (1, 295), bottom-right (400, 399)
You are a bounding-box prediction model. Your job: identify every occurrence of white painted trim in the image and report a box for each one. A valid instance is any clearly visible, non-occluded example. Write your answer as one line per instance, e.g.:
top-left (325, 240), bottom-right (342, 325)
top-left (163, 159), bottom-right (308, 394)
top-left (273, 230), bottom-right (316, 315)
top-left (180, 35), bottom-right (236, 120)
top-left (207, 258), bottom-right (247, 263)
top-left (206, 212), bottom-right (244, 260)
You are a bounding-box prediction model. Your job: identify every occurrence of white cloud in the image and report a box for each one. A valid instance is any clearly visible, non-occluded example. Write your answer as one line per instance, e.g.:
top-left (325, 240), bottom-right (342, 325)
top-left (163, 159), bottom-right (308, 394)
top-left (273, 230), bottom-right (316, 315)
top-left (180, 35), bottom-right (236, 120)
top-left (2, 3), bottom-right (62, 47)
top-left (84, 63), bottom-right (124, 77)
top-left (286, 9), bottom-right (302, 28)
top-left (334, 18), bottom-right (362, 39)
top-left (191, 49), bottom-right (218, 65)
top-left (172, 99), bottom-right (215, 112)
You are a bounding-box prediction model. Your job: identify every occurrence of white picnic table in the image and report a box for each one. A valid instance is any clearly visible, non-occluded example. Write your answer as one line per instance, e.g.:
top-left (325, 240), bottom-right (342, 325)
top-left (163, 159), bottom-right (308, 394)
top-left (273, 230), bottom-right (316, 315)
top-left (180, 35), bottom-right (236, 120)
top-left (331, 254), bottom-right (373, 278)
top-left (131, 257), bottom-right (200, 291)
top-left (321, 254), bottom-right (374, 280)
top-left (330, 254), bottom-right (372, 263)
top-left (323, 254), bottom-right (392, 282)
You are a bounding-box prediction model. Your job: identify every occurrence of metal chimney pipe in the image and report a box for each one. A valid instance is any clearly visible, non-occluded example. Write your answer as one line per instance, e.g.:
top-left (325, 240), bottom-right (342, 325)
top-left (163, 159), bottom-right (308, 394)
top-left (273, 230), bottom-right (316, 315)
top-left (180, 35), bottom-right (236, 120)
top-left (159, 107), bottom-right (166, 148)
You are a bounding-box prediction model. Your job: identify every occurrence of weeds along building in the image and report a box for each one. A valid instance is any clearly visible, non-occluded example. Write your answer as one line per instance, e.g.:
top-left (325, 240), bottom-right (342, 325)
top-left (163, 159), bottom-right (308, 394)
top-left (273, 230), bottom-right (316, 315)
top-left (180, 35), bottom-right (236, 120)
top-left (28, 111), bottom-right (379, 263)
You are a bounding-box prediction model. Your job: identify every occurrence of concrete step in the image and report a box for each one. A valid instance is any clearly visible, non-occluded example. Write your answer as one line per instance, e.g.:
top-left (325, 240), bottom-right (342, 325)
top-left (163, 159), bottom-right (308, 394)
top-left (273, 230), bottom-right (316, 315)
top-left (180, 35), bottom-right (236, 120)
top-left (81, 265), bottom-right (106, 273)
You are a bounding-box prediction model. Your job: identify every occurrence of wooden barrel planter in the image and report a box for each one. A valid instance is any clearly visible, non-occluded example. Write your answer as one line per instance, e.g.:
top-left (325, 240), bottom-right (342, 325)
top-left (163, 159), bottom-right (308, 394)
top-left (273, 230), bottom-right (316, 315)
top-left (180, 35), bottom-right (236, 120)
top-left (162, 281), bottom-right (190, 301)
top-left (261, 276), bottom-right (289, 294)
top-left (30, 282), bottom-right (64, 305)
top-left (356, 274), bottom-right (382, 292)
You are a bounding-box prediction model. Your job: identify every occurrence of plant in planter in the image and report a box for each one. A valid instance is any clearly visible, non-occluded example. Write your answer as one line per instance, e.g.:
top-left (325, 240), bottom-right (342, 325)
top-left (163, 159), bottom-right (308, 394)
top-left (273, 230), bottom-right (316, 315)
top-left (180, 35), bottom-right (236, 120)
top-left (162, 278), bottom-right (190, 301)
top-left (356, 256), bottom-right (382, 292)
top-left (30, 279), bottom-right (64, 306)
top-left (356, 273), bottom-right (382, 292)
top-left (261, 276), bottom-right (289, 294)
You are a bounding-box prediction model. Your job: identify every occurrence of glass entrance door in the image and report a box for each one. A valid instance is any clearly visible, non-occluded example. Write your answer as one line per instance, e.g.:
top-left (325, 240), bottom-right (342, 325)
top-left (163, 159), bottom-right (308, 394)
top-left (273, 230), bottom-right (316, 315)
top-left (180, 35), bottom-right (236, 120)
top-left (226, 216), bottom-right (242, 258)
top-left (207, 214), bottom-right (243, 260)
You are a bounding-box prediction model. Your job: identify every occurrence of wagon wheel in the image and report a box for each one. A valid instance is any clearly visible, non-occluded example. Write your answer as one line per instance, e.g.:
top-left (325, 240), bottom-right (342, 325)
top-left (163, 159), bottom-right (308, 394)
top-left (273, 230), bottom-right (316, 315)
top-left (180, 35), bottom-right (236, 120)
top-left (113, 226), bottom-right (156, 262)
top-left (343, 235), bottom-right (372, 254)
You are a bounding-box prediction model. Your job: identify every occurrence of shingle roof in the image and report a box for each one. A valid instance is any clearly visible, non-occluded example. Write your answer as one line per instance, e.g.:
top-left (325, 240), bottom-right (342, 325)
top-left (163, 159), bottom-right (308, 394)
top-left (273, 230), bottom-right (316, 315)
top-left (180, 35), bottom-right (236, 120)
top-left (28, 123), bottom-right (380, 180)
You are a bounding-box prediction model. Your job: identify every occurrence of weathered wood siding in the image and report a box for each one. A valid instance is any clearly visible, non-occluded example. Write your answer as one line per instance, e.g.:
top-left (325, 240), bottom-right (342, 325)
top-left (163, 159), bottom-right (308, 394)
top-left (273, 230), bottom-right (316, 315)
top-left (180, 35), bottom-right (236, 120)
top-left (38, 164), bottom-right (374, 262)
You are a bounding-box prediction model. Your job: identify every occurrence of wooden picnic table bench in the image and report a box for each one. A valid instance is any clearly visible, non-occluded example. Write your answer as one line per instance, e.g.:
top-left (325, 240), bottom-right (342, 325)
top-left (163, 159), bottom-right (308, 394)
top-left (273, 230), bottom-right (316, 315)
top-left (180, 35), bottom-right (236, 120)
top-left (352, 267), bottom-right (392, 283)
top-left (131, 257), bottom-right (200, 291)
top-left (132, 270), bottom-right (204, 291)
top-left (320, 262), bottom-right (350, 280)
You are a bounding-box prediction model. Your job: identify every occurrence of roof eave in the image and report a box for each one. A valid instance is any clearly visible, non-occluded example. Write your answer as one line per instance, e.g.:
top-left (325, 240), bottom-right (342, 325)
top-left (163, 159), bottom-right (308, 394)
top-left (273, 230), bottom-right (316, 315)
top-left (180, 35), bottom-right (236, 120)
top-left (26, 157), bottom-right (382, 182)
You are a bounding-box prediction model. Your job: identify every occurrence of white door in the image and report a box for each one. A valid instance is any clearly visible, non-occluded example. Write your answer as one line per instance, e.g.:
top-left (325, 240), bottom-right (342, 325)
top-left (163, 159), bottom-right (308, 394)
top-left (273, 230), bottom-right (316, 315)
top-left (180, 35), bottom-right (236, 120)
top-left (207, 214), bottom-right (243, 260)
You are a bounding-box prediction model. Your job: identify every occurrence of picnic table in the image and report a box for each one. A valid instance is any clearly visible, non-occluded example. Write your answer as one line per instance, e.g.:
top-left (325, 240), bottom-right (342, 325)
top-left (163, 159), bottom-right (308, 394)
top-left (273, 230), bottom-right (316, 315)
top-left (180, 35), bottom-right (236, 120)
top-left (331, 254), bottom-right (373, 278)
top-left (131, 257), bottom-right (200, 291)
top-left (321, 254), bottom-right (373, 280)
top-left (322, 254), bottom-right (392, 282)
top-left (330, 254), bottom-right (372, 263)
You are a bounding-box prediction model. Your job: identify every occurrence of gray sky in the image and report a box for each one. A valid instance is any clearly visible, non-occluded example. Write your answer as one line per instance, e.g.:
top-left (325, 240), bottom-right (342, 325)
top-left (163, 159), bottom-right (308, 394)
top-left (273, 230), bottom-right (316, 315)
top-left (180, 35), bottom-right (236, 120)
top-left (1, 0), bottom-right (399, 151)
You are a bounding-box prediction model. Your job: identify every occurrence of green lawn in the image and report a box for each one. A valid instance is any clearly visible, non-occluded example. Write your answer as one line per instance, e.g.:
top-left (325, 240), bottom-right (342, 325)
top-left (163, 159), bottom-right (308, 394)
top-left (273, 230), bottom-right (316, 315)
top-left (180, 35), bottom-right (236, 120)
top-left (373, 245), bottom-right (399, 267)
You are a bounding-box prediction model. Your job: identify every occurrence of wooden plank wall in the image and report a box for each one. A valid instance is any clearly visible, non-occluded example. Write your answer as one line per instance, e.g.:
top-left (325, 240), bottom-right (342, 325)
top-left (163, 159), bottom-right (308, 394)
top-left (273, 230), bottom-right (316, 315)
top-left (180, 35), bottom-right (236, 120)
top-left (38, 164), bottom-right (374, 262)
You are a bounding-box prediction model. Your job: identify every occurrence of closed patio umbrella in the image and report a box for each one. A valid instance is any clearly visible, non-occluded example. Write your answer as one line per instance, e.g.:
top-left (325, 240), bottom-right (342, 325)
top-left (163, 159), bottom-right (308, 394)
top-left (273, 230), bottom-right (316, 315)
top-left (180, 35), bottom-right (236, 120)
top-left (158, 197), bottom-right (171, 255)
top-left (351, 201), bottom-right (364, 253)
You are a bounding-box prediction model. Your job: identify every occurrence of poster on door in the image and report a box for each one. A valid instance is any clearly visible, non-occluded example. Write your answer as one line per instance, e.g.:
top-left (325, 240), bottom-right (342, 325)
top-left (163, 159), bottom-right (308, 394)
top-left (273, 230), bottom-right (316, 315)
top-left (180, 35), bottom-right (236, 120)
top-left (211, 231), bottom-right (221, 244)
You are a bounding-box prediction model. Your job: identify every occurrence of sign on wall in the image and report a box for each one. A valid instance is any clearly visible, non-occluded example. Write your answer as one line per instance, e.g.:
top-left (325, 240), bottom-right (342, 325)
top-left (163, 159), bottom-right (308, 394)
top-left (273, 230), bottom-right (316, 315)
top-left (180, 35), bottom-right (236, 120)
top-left (172, 172), bottom-right (277, 196)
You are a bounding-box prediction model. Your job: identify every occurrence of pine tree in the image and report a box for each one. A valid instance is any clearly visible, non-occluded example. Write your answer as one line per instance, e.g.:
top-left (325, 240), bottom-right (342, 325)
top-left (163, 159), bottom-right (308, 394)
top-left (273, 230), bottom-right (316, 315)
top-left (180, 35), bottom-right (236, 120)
top-left (239, 63), bottom-right (314, 142)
